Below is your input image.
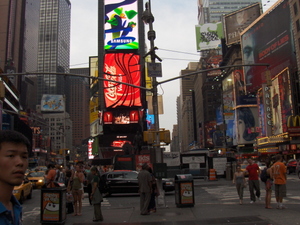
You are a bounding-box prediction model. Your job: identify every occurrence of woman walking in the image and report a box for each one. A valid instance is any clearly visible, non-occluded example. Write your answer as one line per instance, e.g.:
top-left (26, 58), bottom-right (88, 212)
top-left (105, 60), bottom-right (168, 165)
top-left (69, 165), bottom-right (84, 216)
top-left (90, 167), bottom-right (103, 222)
top-left (233, 165), bottom-right (246, 204)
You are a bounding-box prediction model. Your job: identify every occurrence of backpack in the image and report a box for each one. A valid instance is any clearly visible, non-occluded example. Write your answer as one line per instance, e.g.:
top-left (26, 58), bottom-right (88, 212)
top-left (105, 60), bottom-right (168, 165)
top-left (260, 167), bottom-right (268, 182)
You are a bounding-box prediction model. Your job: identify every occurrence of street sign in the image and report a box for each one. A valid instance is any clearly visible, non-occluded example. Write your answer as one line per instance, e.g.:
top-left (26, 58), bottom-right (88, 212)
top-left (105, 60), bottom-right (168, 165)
top-left (147, 62), bottom-right (162, 77)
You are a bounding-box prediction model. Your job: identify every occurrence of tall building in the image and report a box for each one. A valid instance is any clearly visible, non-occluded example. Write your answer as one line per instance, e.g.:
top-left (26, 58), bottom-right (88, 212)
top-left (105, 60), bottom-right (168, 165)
top-left (69, 68), bottom-right (90, 151)
top-left (36, 0), bottom-right (71, 105)
top-left (198, 0), bottom-right (262, 23)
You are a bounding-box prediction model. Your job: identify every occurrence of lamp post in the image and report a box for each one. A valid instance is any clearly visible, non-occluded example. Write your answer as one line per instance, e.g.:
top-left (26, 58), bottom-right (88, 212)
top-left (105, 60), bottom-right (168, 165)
top-left (142, 0), bottom-right (164, 206)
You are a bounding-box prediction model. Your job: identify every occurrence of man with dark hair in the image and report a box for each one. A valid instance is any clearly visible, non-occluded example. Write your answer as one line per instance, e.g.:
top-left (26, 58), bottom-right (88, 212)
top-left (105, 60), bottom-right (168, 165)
top-left (245, 158), bottom-right (261, 203)
top-left (0, 130), bottom-right (30, 224)
top-left (271, 154), bottom-right (287, 209)
top-left (137, 163), bottom-right (152, 215)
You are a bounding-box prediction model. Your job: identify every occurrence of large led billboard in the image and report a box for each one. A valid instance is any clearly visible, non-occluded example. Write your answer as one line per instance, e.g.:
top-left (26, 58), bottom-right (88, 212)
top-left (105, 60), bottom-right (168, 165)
top-left (41, 95), bottom-right (65, 112)
top-left (224, 3), bottom-right (261, 45)
top-left (103, 53), bottom-right (141, 108)
top-left (241, 0), bottom-right (296, 93)
top-left (104, 0), bottom-right (139, 50)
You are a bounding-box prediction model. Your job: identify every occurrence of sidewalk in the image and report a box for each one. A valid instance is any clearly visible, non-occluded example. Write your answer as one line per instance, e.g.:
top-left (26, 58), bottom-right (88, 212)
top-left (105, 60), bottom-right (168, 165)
top-left (64, 178), bottom-right (298, 225)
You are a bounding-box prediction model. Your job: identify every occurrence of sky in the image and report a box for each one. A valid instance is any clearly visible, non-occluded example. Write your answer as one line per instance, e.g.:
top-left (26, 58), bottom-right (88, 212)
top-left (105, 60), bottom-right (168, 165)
top-left (70, 0), bottom-right (199, 134)
top-left (69, 0), bottom-right (277, 136)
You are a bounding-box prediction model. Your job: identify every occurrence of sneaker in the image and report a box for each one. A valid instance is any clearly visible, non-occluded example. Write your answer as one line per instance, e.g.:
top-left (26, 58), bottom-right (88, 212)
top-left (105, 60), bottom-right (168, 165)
top-left (279, 205), bottom-right (287, 209)
top-left (258, 197), bottom-right (261, 201)
top-left (250, 201), bottom-right (254, 204)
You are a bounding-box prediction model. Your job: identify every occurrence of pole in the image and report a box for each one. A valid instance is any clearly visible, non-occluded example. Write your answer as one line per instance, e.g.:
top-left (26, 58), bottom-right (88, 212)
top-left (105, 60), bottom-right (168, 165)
top-left (63, 95), bottom-right (66, 168)
top-left (142, 0), bottom-right (164, 206)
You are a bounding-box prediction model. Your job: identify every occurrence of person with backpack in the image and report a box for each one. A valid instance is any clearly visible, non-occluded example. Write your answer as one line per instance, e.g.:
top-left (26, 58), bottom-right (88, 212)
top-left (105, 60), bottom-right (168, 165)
top-left (233, 165), bottom-right (247, 204)
top-left (261, 162), bottom-right (273, 209)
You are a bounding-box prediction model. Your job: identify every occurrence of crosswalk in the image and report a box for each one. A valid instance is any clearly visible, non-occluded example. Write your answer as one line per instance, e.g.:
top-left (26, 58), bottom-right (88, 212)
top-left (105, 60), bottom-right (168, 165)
top-left (201, 181), bottom-right (300, 205)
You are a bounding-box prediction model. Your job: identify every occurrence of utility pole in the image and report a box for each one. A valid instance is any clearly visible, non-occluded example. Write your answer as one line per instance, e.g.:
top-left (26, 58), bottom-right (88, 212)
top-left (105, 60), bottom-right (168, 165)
top-left (142, 0), bottom-right (165, 206)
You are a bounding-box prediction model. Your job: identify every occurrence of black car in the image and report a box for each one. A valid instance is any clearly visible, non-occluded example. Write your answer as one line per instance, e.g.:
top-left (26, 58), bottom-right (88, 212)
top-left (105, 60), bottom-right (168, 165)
top-left (100, 170), bottom-right (174, 196)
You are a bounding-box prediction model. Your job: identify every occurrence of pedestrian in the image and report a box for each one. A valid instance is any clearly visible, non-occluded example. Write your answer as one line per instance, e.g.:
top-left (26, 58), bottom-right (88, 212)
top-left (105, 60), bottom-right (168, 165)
top-left (263, 162), bottom-right (273, 209)
top-left (0, 130), bottom-right (31, 224)
top-left (233, 165), bottom-right (246, 205)
top-left (137, 163), bottom-right (152, 215)
top-left (68, 164), bottom-right (84, 216)
top-left (147, 167), bottom-right (159, 213)
top-left (85, 165), bottom-right (93, 205)
top-left (45, 164), bottom-right (57, 188)
top-left (90, 167), bottom-right (103, 222)
top-left (245, 158), bottom-right (261, 203)
top-left (271, 154), bottom-right (287, 209)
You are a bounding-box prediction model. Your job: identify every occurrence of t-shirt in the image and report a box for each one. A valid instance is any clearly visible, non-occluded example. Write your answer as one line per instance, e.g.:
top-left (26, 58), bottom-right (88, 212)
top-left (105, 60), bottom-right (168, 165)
top-left (272, 161), bottom-right (286, 185)
top-left (246, 163), bottom-right (259, 180)
top-left (46, 169), bottom-right (57, 188)
top-left (137, 170), bottom-right (152, 193)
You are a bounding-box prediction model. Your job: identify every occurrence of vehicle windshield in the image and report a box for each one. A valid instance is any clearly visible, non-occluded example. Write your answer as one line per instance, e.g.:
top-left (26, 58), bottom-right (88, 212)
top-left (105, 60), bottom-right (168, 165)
top-left (27, 171), bottom-right (45, 177)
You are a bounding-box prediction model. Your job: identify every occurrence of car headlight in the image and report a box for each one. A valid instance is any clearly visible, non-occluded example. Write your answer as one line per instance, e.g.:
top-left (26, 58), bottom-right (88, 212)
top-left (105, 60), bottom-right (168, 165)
top-left (38, 179), bottom-right (43, 182)
top-left (13, 190), bottom-right (19, 194)
top-left (165, 182), bottom-right (173, 185)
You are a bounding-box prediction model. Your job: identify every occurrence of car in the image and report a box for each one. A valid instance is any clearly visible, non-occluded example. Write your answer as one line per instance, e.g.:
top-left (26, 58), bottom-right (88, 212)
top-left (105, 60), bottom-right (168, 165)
top-left (256, 162), bottom-right (266, 171)
top-left (287, 159), bottom-right (297, 174)
top-left (100, 170), bottom-right (175, 196)
top-left (13, 177), bottom-right (33, 204)
top-left (26, 171), bottom-right (46, 188)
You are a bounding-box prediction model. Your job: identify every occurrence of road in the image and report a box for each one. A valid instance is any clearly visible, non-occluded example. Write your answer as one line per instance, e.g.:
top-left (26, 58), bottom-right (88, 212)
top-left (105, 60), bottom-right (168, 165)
top-left (21, 174), bottom-right (300, 224)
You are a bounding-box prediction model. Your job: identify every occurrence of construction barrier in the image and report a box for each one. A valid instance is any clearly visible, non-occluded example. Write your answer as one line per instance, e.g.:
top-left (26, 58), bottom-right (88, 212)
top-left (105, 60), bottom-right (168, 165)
top-left (209, 169), bottom-right (217, 181)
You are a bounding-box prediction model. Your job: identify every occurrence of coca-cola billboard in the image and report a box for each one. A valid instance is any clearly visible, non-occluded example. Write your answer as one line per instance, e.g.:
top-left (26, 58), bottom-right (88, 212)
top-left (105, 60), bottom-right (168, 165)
top-left (103, 53), bottom-right (141, 108)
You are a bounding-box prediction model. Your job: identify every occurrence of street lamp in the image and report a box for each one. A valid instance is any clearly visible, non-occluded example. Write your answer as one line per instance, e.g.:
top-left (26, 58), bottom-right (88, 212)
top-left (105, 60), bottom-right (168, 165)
top-left (142, 0), bottom-right (165, 205)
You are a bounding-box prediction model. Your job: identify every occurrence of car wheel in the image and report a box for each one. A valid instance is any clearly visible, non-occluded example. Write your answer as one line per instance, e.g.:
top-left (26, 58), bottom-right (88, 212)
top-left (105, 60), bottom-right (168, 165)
top-left (19, 192), bottom-right (25, 204)
top-left (27, 188), bottom-right (33, 199)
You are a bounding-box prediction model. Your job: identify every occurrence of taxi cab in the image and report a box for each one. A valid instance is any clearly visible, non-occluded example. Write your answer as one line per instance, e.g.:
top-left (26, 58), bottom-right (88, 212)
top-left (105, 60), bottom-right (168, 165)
top-left (13, 178), bottom-right (33, 204)
top-left (26, 171), bottom-right (46, 188)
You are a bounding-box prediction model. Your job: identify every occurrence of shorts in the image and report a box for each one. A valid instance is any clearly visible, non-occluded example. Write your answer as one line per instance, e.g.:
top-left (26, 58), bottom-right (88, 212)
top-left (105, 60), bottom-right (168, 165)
top-left (274, 184), bottom-right (286, 198)
top-left (265, 179), bottom-right (273, 191)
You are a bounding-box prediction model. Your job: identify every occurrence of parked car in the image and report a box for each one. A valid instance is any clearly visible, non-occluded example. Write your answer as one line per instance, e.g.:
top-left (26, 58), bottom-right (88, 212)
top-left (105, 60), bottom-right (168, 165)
top-left (26, 171), bottom-right (46, 188)
top-left (100, 170), bottom-right (175, 196)
top-left (287, 159), bottom-right (297, 174)
top-left (13, 177), bottom-right (33, 204)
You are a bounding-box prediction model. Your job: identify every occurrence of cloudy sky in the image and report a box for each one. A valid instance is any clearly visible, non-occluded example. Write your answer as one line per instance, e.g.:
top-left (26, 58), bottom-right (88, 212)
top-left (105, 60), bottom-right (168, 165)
top-left (70, 0), bottom-right (277, 137)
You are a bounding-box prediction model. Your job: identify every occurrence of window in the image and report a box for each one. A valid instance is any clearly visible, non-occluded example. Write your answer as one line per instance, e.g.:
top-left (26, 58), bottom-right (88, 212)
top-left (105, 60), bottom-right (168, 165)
top-left (296, 20), bottom-right (300, 32)
top-left (294, 3), bottom-right (298, 16)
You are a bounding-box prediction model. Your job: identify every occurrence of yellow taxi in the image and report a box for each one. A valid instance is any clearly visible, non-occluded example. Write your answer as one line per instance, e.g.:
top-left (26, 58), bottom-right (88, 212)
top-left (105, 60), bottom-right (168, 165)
top-left (13, 178), bottom-right (33, 204)
top-left (26, 171), bottom-right (46, 189)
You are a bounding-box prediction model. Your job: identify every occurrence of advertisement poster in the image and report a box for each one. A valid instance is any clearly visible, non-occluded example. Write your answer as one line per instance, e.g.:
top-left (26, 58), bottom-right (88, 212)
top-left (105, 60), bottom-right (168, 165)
top-left (195, 22), bottom-right (223, 51)
top-left (42, 192), bottom-right (60, 221)
top-left (180, 182), bottom-right (193, 204)
top-left (104, 0), bottom-right (139, 50)
top-left (135, 154), bottom-right (151, 171)
top-left (41, 95), bottom-right (64, 112)
top-left (103, 53), bottom-right (141, 108)
top-left (241, 0), bottom-right (296, 93)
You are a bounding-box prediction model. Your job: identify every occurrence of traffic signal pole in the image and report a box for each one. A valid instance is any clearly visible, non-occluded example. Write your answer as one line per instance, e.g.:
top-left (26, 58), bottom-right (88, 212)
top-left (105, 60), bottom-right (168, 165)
top-left (142, 0), bottom-right (165, 206)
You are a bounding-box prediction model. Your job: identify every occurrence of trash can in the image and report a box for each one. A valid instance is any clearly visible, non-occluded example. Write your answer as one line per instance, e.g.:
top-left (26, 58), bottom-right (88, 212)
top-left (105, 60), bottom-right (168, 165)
top-left (40, 187), bottom-right (66, 225)
top-left (174, 174), bottom-right (194, 207)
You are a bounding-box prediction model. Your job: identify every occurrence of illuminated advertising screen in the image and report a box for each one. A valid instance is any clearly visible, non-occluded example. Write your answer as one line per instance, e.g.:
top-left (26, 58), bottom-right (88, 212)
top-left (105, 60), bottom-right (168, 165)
top-left (241, 0), bottom-right (296, 93)
top-left (41, 95), bottom-right (65, 112)
top-left (104, 0), bottom-right (139, 50)
top-left (103, 53), bottom-right (141, 108)
top-left (103, 110), bottom-right (139, 124)
top-left (224, 3), bottom-right (261, 45)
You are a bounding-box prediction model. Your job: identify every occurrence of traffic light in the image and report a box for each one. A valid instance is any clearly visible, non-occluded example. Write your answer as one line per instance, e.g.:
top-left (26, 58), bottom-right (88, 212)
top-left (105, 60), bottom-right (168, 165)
top-left (143, 130), bottom-right (170, 144)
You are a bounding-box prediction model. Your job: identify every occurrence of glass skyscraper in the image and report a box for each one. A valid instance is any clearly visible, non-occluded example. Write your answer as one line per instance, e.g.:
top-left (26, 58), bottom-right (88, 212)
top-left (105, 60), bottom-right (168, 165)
top-left (37, 0), bottom-right (71, 105)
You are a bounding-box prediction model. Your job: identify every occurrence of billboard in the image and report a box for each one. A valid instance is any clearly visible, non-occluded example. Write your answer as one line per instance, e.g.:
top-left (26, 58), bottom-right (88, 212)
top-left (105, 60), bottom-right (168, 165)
top-left (195, 22), bottom-right (223, 51)
top-left (41, 95), bottom-right (65, 112)
top-left (224, 3), bottom-right (261, 45)
top-left (234, 107), bottom-right (259, 145)
top-left (103, 53), bottom-right (141, 108)
top-left (241, 0), bottom-right (296, 93)
top-left (270, 68), bottom-right (293, 135)
top-left (104, 0), bottom-right (139, 50)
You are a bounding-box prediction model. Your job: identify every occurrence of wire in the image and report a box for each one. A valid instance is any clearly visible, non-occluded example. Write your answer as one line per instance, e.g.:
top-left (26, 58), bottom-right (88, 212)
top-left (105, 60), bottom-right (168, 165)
top-left (158, 48), bottom-right (200, 56)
